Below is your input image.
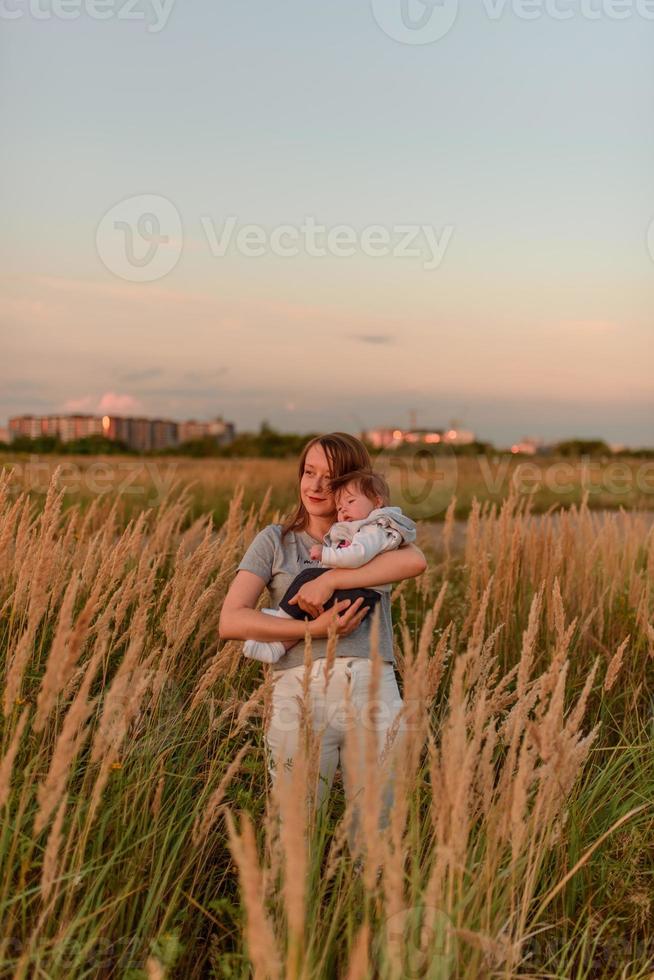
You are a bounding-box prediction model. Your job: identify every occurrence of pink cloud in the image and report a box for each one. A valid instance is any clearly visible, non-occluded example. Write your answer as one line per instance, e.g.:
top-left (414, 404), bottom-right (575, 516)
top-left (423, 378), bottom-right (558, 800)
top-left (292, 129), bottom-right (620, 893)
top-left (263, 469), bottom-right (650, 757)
top-left (97, 392), bottom-right (143, 414)
top-left (62, 392), bottom-right (143, 415)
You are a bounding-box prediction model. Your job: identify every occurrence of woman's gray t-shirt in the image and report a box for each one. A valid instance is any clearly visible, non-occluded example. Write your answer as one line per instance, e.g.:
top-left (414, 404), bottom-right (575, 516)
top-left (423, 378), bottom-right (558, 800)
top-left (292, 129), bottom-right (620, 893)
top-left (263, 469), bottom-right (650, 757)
top-left (236, 523), bottom-right (395, 672)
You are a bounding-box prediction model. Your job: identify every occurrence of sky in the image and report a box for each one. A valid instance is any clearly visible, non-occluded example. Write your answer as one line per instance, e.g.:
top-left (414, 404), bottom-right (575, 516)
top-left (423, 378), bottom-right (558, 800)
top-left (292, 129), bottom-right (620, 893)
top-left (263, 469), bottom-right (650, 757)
top-left (1, 0), bottom-right (653, 447)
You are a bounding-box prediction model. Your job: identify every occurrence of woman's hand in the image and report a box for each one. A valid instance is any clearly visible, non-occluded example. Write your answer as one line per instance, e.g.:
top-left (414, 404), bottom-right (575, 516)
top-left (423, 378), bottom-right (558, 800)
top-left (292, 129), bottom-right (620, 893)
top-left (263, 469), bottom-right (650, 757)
top-left (287, 571), bottom-right (337, 618)
top-left (308, 597), bottom-right (369, 638)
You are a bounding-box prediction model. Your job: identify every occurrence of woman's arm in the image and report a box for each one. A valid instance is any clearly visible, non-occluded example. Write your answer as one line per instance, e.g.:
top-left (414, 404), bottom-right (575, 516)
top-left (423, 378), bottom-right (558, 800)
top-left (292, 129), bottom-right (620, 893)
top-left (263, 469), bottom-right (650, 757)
top-left (218, 570), bottom-right (369, 641)
top-left (327, 541), bottom-right (427, 588)
top-left (219, 571), bottom-right (308, 641)
top-left (287, 543), bottom-right (427, 618)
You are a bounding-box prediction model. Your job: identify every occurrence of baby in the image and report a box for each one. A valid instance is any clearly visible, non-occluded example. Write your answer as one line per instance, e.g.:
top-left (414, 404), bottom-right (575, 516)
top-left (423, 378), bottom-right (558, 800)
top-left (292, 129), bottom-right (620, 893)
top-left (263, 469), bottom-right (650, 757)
top-left (243, 468), bottom-right (416, 663)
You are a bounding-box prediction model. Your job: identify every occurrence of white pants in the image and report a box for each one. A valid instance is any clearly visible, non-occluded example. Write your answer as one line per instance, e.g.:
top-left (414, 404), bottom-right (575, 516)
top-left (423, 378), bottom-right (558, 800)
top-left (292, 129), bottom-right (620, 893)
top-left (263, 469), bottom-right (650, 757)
top-left (264, 656), bottom-right (407, 856)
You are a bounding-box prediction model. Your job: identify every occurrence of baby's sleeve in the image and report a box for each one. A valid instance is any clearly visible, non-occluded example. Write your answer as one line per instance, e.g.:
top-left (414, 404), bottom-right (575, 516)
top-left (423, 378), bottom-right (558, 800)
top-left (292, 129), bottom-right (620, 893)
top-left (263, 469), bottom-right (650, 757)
top-left (321, 523), bottom-right (401, 568)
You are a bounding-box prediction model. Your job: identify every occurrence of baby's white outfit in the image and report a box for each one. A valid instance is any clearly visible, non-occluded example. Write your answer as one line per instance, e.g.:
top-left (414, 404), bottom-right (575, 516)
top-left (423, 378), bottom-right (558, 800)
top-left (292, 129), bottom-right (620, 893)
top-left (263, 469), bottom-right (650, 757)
top-left (243, 506), bottom-right (417, 664)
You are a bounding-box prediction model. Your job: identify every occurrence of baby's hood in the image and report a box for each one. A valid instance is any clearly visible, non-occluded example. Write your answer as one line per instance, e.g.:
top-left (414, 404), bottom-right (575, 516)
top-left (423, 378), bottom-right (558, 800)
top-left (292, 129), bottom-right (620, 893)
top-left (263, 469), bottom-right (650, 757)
top-left (366, 506), bottom-right (417, 542)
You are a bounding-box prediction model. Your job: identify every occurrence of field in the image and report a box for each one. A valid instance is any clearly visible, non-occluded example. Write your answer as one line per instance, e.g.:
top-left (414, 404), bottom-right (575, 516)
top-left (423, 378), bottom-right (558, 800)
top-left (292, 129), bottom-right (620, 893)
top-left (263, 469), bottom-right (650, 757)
top-left (1, 455), bottom-right (653, 978)
top-left (1, 451), bottom-right (653, 525)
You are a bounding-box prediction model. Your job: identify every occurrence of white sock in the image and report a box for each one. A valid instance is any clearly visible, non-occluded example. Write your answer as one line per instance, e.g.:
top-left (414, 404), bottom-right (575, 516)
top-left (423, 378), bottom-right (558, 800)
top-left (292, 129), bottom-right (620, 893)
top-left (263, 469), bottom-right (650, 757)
top-left (243, 608), bottom-right (292, 664)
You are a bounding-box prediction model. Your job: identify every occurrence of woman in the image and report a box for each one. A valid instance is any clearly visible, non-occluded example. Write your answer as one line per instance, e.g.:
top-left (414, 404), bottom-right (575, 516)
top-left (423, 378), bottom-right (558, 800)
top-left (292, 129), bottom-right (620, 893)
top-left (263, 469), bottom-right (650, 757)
top-left (219, 432), bottom-right (427, 854)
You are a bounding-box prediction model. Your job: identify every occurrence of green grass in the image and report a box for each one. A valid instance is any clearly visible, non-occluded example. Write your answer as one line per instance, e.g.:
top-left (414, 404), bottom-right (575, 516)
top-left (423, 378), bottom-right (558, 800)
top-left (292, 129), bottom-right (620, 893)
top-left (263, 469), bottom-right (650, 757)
top-left (0, 473), bottom-right (652, 977)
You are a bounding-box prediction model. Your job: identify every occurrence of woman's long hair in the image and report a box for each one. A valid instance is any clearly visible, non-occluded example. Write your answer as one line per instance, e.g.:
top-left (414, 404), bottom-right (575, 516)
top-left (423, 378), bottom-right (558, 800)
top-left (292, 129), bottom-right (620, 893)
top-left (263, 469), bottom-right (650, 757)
top-left (280, 432), bottom-right (372, 537)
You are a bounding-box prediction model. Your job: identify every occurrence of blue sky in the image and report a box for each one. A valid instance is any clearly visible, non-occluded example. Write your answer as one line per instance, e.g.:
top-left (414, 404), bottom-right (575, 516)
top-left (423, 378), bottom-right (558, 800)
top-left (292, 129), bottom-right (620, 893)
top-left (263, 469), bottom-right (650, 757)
top-left (1, 0), bottom-right (653, 446)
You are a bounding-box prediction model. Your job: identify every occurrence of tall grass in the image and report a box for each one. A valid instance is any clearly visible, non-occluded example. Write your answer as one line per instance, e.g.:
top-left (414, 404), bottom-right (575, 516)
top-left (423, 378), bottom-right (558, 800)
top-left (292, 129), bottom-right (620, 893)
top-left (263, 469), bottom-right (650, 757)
top-left (2, 452), bottom-right (653, 525)
top-left (0, 466), bottom-right (652, 978)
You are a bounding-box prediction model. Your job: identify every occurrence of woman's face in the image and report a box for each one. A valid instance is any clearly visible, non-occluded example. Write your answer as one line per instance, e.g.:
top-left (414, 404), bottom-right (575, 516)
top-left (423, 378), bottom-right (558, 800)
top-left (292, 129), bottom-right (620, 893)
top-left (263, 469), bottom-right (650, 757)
top-left (300, 443), bottom-right (337, 521)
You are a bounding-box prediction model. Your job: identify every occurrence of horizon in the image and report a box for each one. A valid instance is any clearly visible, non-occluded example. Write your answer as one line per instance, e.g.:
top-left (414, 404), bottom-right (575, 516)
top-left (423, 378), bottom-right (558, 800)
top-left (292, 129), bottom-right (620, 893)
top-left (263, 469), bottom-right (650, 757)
top-left (2, 408), bottom-right (650, 451)
top-left (2, 3), bottom-right (652, 445)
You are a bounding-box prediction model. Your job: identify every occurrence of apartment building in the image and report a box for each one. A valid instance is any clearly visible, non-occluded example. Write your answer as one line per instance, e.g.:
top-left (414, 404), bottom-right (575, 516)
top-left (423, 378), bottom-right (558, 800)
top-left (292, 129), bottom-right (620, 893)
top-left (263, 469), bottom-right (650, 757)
top-left (8, 413), bottom-right (235, 452)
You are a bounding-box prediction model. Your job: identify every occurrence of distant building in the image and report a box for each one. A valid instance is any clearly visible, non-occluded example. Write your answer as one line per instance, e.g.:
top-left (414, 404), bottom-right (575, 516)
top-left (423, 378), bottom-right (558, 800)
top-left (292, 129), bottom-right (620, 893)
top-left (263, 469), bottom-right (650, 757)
top-left (510, 437), bottom-right (545, 456)
top-left (177, 419), bottom-right (207, 444)
top-left (363, 426), bottom-right (476, 448)
top-left (0, 427), bottom-right (9, 445)
top-left (178, 417), bottom-right (235, 446)
top-left (126, 417), bottom-right (157, 453)
top-left (9, 413), bottom-right (104, 442)
top-left (59, 415), bottom-right (104, 441)
top-left (9, 415), bottom-right (45, 441)
top-left (8, 413), bottom-right (235, 452)
top-left (101, 415), bottom-right (131, 446)
top-left (151, 418), bottom-right (179, 451)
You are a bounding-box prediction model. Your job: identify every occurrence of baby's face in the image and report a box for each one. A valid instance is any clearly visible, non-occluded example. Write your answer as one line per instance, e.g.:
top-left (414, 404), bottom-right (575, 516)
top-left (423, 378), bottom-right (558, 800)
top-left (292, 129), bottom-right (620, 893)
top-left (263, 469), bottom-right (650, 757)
top-left (335, 483), bottom-right (377, 523)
